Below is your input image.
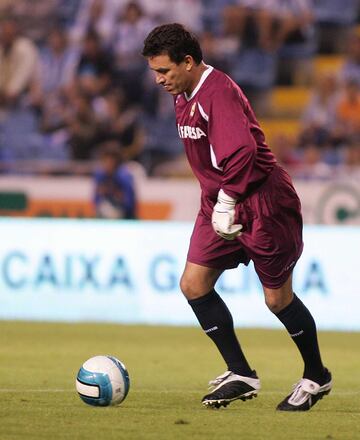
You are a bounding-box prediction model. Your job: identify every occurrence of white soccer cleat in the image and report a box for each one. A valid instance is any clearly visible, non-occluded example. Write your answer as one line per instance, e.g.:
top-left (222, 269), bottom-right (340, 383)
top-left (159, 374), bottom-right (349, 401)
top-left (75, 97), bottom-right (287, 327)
top-left (277, 369), bottom-right (332, 411)
top-left (202, 370), bottom-right (260, 408)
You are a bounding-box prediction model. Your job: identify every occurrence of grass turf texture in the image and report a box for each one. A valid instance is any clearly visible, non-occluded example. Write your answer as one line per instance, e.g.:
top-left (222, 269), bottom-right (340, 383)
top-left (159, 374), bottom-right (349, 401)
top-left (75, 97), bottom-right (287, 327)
top-left (0, 322), bottom-right (359, 440)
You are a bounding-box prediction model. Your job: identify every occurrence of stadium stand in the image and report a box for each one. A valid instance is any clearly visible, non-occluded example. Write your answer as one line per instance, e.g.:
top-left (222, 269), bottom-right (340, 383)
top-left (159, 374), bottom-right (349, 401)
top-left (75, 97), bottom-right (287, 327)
top-left (0, 0), bottom-right (360, 178)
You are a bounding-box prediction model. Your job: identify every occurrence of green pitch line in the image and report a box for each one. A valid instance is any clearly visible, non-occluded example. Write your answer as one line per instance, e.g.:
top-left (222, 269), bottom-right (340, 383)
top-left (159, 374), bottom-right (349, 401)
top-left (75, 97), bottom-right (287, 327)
top-left (0, 321), bottom-right (359, 440)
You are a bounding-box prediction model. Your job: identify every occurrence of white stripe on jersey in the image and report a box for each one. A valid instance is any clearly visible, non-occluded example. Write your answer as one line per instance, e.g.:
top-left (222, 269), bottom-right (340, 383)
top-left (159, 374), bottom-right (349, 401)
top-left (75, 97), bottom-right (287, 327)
top-left (210, 145), bottom-right (223, 171)
top-left (197, 102), bottom-right (209, 121)
top-left (184, 65), bottom-right (214, 101)
top-left (198, 100), bottom-right (222, 171)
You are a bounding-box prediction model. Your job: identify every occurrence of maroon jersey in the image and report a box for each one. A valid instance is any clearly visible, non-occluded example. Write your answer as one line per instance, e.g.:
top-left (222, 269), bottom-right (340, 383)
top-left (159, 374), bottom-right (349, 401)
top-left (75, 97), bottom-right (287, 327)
top-left (175, 67), bottom-right (276, 215)
top-left (179, 67), bottom-right (303, 288)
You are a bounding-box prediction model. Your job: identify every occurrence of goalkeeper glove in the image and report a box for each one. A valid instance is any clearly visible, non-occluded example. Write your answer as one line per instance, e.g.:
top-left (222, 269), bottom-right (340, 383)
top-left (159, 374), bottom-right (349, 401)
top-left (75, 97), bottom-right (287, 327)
top-left (212, 189), bottom-right (243, 240)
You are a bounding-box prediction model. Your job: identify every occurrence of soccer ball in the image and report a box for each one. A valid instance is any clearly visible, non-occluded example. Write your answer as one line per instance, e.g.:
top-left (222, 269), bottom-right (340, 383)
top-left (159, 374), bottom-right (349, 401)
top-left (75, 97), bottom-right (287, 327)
top-left (76, 355), bottom-right (130, 406)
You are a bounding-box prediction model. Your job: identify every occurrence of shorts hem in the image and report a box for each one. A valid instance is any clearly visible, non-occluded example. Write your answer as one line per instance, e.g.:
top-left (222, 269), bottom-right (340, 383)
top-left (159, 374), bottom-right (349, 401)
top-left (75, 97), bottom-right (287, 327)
top-left (186, 256), bottom-right (239, 271)
top-left (257, 267), bottom-right (297, 290)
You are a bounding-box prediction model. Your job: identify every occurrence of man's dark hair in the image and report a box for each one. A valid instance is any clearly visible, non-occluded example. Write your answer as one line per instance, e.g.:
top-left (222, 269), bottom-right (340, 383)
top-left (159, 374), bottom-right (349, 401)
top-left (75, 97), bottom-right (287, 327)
top-left (142, 23), bottom-right (203, 65)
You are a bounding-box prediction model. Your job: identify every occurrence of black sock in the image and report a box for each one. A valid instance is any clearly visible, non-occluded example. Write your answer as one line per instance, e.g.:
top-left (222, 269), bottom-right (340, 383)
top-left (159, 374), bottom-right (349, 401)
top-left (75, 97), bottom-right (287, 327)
top-left (275, 294), bottom-right (325, 383)
top-left (188, 289), bottom-right (253, 377)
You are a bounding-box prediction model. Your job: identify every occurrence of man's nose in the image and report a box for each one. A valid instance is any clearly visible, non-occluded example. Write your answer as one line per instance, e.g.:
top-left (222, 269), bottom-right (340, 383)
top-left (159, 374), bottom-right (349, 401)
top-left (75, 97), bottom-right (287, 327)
top-left (156, 74), bottom-right (165, 85)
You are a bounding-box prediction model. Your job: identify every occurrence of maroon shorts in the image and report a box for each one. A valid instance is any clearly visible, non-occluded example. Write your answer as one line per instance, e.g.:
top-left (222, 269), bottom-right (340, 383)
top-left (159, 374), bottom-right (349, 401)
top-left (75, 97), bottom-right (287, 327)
top-left (187, 166), bottom-right (304, 289)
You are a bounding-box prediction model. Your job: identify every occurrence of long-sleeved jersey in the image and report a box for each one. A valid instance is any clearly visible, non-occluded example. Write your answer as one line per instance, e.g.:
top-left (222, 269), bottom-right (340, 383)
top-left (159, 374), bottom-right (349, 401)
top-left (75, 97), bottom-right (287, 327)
top-left (174, 66), bottom-right (276, 213)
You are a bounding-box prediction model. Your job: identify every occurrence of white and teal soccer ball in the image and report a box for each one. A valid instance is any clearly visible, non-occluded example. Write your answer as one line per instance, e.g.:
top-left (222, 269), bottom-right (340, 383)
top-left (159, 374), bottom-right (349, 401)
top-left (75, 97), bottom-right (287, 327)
top-left (76, 355), bottom-right (130, 406)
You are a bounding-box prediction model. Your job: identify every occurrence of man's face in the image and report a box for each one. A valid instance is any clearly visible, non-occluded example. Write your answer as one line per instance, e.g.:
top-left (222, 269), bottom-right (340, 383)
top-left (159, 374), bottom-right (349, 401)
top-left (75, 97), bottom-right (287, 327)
top-left (148, 53), bottom-right (192, 95)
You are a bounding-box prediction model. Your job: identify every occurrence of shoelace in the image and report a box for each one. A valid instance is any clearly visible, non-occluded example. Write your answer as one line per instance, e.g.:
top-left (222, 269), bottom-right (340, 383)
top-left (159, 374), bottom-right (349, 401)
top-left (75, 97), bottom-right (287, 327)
top-left (208, 371), bottom-right (232, 389)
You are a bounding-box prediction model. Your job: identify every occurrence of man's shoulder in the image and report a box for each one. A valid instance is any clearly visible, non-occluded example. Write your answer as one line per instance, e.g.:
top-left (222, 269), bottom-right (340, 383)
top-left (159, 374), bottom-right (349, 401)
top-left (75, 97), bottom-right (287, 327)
top-left (174, 69), bottom-right (240, 110)
top-left (197, 69), bottom-right (244, 113)
top-left (201, 68), bottom-right (227, 91)
top-left (201, 69), bottom-right (241, 99)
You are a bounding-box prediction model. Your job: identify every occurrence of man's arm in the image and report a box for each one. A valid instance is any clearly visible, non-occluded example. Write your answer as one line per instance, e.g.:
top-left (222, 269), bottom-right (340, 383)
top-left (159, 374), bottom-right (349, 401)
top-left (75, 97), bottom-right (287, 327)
top-left (206, 86), bottom-right (258, 239)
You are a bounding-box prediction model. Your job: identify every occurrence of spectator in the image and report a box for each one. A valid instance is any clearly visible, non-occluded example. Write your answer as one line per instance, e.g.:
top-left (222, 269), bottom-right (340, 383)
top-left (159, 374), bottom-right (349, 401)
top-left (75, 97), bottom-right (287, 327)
top-left (56, 0), bottom-right (83, 30)
top-left (112, 1), bottom-right (154, 103)
top-left (39, 28), bottom-right (78, 96)
top-left (95, 89), bottom-right (145, 162)
top-left (228, 46), bottom-right (277, 116)
top-left (112, 1), bottom-right (154, 66)
top-left (335, 79), bottom-right (360, 141)
top-left (199, 30), bottom-right (231, 72)
top-left (74, 30), bottom-right (114, 98)
top-left (136, 0), bottom-right (168, 22)
top-left (69, 0), bottom-right (122, 47)
top-left (223, 1), bottom-right (278, 115)
top-left (94, 141), bottom-right (137, 219)
top-left (340, 30), bottom-right (360, 87)
top-left (0, 16), bottom-right (40, 108)
top-left (299, 72), bottom-right (339, 147)
top-left (201, 0), bottom-right (233, 35)
top-left (296, 144), bottom-right (334, 179)
top-left (313, 0), bottom-right (359, 53)
top-left (169, 0), bottom-right (203, 33)
top-left (342, 142), bottom-right (360, 168)
top-left (265, 0), bottom-right (314, 52)
top-left (67, 91), bottom-right (99, 160)
top-left (272, 0), bottom-right (316, 85)
top-left (0, 0), bottom-right (59, 45)
top-left (223, 0), bottom-right (274, 50)
top-left (270, 133), bottom-right (301, 168)
top-left (38, 91), bottom-right (74, 161)
top-left (139, 88), bottom-right (183, 175)
top-left (0, 16), bottom-right (42, 161)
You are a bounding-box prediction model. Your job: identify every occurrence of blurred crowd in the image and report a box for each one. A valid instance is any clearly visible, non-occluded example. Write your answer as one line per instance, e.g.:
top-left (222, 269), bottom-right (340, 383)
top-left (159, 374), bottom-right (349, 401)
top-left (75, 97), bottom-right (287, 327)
top-left (0, 0), bottom-right (360, 181)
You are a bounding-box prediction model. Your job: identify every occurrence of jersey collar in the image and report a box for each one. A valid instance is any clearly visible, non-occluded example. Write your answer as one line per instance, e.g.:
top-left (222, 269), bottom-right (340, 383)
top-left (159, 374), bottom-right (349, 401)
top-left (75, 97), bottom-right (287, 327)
top-left (184, 65), bottom-right (213, 101)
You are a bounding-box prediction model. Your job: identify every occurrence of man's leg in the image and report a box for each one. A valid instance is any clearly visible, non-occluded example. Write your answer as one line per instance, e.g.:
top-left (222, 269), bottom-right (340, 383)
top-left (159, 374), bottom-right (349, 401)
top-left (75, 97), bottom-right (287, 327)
top-left (180, 261), bottom-right (260, 407)
top-left (263, 274), bottom-right (332, 411)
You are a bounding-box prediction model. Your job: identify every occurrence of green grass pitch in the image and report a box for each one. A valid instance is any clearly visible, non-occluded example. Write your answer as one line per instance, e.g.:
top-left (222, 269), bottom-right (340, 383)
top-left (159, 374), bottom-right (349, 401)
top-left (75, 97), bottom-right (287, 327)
top-left (0, 321), bottom-right (359, 440)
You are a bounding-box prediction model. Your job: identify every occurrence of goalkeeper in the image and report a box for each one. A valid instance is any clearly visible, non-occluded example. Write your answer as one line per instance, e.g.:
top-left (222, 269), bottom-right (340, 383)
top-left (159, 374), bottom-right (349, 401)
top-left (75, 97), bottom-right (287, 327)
top-left (142, 23), bottom-right (332, 411)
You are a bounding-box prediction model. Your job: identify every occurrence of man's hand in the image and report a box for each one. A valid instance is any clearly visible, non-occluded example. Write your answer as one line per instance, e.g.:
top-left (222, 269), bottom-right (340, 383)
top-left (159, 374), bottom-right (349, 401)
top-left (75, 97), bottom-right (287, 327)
top-left (212, 189), bottom-right (243, 240)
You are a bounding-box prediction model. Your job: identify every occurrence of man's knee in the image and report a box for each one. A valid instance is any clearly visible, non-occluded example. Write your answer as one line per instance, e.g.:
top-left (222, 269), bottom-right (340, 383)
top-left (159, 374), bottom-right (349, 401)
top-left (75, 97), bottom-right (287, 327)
top-left (180, 273), bottom-right (214, 300)
top-left (180, 262), bottom-right (222, 300)
top-left (263, 274), bottom-right (294, 314)
top-left (180, 274), bottom-right (202, 299)
top-left (264, 291), bottom-right (294, 314)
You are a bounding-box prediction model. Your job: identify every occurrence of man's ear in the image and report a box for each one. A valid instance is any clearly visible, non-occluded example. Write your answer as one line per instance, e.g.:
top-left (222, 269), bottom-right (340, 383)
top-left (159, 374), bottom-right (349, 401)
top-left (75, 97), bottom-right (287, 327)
top-left (184, 55), bottom-right (194, 71)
